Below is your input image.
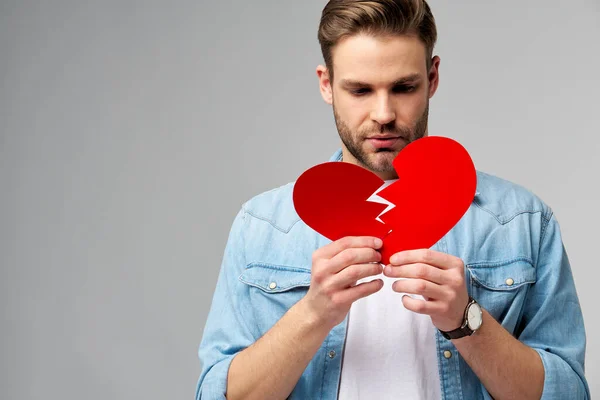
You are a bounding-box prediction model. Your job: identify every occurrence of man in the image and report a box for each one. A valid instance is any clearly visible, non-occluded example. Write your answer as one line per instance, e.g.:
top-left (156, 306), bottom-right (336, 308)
top-left (195, 1), bottom-right (590, 399)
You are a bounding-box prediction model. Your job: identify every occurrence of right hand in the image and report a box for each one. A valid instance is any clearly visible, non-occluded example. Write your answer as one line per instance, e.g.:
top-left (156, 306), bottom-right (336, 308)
top-left (300, 236), bottom-right (385, 329)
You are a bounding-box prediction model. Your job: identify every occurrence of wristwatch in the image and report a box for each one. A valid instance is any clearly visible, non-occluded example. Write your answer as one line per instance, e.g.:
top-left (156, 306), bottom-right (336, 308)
top-left (439, 297), bottom-right (483, 340)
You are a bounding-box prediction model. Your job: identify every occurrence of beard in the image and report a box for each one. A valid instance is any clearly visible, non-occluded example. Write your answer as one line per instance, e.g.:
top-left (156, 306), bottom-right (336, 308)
top-left (333, 101), bottom-right (429, 174)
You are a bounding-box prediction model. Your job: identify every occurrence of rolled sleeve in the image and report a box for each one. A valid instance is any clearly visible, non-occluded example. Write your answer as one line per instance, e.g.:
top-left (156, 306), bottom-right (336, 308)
top-left (535, 348), bottom-right (588, 399)
top-left (517, 210), bottom-right (590, 399)
top-left (196, 354), bottom-right (237, 400)
top-left (195, 206), bottom-right (256, 400)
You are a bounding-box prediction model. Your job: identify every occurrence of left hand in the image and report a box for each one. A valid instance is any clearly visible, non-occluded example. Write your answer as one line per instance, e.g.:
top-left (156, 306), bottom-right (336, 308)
top-left (383, 248), bottom-right (469, 332)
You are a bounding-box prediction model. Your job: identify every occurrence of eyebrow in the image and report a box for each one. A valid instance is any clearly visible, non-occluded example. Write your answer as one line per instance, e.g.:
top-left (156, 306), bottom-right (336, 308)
top-left (340, 73), bottom-right (422, 88)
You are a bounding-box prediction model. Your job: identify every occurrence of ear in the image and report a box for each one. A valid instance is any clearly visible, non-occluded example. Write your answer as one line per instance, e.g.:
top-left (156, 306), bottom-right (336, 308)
top-left (427, 56), bottom-right (441, 99)
top-left (316, 65), bottom-right (333, 105)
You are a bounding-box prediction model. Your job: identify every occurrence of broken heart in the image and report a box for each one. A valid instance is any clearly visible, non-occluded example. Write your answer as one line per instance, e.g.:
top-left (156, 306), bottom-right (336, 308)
top-left (293, 136), bottom-right (477, 265)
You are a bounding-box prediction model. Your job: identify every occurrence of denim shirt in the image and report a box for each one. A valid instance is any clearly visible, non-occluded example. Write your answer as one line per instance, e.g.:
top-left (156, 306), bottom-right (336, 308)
top-left (196, 148), bottom-right (589, 399)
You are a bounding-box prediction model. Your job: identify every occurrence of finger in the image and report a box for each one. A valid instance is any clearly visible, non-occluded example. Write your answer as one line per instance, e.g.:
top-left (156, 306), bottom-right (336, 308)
top-left (328, 247), bottom-right (382, 274)
top-left (401, 295), bottom-right (438, 315)
top-left (315, 236), bottom-right (382, 260)
top-left (384, 263), bottom-right (447, 285)
top-left (337, 278), bottom-right (384, 304)
top-left (389, 248), bottom-right (459, 270)
top-left (391, 278), bottom-right (447, 300)
top-left (333, 262), bottom-right (384, 289)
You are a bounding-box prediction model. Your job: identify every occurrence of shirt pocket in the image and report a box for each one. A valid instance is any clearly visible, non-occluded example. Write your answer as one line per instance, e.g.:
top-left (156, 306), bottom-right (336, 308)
top-left (238, 262), bottom-right (311, 332)
top-left (467, 258), bottom-right (536, 333)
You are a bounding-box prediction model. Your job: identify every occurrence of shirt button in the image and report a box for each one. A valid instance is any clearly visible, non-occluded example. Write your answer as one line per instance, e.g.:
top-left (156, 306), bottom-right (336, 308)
top-left (269, 282), bottom-right (277, 290)
top-left (443, 350), bottom-right (452, 359)
top-left (328, 350), bottom-right (336, 359)
top-left (505, 278), bottom-right (514, 286)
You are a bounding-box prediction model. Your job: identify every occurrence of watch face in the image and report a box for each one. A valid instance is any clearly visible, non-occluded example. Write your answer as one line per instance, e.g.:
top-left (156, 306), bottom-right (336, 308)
top-left (467, 302), bottom-right (483, 330)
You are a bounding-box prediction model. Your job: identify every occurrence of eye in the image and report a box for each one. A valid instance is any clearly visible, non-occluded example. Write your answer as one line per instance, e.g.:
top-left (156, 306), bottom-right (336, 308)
top-left (393, 85), bottom-right (416, 93)
top-left (349, 88), bottom-right (371, 96)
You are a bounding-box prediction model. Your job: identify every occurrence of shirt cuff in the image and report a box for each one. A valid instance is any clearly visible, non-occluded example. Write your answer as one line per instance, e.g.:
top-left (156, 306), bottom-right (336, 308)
top-left (534, 348), bottom-right (589, 399)
top-left (196, 354), bottom-right (237, 400)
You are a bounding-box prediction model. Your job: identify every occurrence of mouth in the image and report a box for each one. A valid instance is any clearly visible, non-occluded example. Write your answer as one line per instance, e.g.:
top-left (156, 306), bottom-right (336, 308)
top-left (366, 136), bottom-right (405, 149)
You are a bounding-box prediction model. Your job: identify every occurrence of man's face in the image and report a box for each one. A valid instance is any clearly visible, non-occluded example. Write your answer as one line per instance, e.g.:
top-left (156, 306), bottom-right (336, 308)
top-left (317, 33), bottom-right (440, 180)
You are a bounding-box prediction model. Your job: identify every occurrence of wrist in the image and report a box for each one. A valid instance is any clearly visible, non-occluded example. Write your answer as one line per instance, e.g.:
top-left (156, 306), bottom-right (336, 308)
top-left (294, 298), bottom-right (329, 331)
top-left (439, 297), bottom-right (483, 340)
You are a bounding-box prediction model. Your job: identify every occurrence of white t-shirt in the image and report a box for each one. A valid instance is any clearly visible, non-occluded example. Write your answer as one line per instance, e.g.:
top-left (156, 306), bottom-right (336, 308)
top-left (337, 179), bottom-right (442, 399)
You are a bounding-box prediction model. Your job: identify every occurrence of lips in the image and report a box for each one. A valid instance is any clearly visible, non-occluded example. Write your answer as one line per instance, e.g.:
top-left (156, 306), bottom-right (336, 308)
top-left (368, 135), bottom-right (401, 140)
top-left (367, 136), bottom-right (404, 149)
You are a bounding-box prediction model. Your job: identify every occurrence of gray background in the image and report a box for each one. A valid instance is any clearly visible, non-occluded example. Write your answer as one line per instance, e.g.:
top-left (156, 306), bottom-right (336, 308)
top-left (1, 0), bottom-right (598, 398)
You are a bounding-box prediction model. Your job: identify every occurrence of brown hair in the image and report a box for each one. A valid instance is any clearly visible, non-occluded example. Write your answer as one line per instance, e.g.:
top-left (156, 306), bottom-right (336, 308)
top-left (318, 0), bottom-right (437, 81)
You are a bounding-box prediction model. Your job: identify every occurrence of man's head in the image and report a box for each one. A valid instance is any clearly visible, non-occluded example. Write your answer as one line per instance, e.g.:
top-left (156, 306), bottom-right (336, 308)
top-left (316, 0), bottom-right (440, 180)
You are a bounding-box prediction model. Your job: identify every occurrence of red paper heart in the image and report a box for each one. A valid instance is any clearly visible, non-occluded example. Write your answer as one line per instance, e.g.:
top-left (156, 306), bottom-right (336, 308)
top-left (293, 136), bottom-right (476, 265)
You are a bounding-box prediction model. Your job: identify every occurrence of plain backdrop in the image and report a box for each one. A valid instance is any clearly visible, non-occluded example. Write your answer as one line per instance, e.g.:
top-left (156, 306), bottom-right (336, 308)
top-left (1, 1), bottom-right (599, 399)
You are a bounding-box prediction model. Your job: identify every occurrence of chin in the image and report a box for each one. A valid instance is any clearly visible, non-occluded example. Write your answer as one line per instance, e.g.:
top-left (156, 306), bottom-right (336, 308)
top-left (372, 149), bottom-right (399, 160)
top-left (367, 153), bottom-right (396, 172)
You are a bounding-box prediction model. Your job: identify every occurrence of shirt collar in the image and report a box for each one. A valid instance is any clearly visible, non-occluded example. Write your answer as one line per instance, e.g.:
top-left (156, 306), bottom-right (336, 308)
top-left (328, 148), bottom-right (343, 162)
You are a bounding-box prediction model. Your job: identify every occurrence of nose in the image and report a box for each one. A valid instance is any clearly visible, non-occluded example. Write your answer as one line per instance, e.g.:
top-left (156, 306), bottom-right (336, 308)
top-left (370, 93), bottom-right (396, 126)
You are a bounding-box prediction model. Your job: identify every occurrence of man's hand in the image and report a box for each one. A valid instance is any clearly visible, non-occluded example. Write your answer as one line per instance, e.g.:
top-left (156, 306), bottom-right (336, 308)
top-left (300, 236), bottom-right (385, 330)
top-left (383, 248), bottom-right (469, 332)
top-left (227, 236), bottom-right (384, 400)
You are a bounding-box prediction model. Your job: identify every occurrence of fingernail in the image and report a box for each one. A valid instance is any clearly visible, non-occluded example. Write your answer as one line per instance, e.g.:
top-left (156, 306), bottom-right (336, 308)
top-left (374, 238), bottom-right (383, 248)
top-left (384, 266), bottom-right (392, 275)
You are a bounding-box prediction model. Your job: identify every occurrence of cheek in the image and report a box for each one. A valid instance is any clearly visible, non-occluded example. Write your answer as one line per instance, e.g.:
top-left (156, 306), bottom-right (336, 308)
top-left (396, 96), bottom-right (427, 122)
top-left (338, 99), bottom-right (370, 128)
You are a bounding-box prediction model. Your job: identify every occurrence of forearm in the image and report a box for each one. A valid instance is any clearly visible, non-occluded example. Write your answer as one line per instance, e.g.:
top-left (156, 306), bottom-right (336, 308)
top-left (226, 298), bottom-right (330, 400)
top-left (452, 309), bottom-right (544, 400)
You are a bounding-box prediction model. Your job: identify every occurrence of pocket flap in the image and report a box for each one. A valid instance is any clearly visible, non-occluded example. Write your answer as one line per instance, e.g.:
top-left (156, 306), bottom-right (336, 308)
top-left (468, 259), bottom-right (536, 290)
top-left (239, 262), bottom-right (311, 293)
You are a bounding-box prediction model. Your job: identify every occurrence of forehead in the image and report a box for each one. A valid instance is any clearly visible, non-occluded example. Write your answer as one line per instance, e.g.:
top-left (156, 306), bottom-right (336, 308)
top-left (331, 33), bottom-right (427, 82)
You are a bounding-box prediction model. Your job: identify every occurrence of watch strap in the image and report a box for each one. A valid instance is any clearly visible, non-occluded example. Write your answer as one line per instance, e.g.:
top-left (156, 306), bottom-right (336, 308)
top-left (439, 297), bottom-right (477, 340)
